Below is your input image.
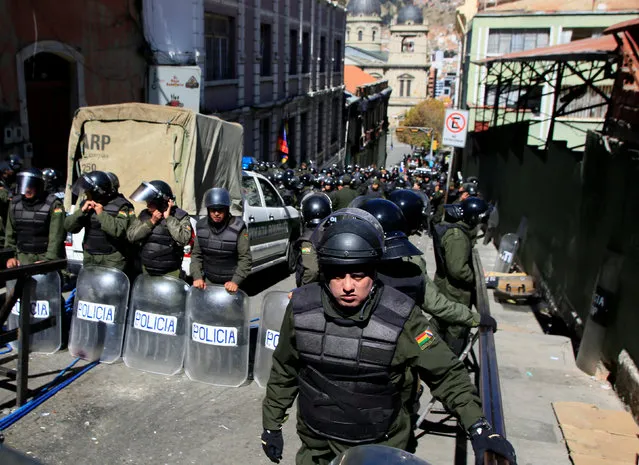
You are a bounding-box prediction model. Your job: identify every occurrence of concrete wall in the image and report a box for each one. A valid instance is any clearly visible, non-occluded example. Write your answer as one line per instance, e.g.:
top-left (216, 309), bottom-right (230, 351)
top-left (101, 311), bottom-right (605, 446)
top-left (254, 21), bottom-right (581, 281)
top-left (464, 123), bottom-right (639, 370)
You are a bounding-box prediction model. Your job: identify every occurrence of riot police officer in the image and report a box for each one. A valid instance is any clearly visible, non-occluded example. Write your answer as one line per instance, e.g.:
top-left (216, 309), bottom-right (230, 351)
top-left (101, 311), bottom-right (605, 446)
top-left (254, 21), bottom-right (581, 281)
top-left (361, 198), bottom-right (496, 334)
top-left (5, 168), bottom-right (66, 267)
top-left (0, 161), bottom-right (12, 244)
top-left (190, 187), bottom-right (251, 292)
top-left (42, 168), bottom-right (65, 200)
top-left (330, 174), bottom-right (358, 210)
top-left (432, 197), bottom-right (490, 354)
top-left (65, 170), bottom-right (135, 271)
top-left (3, 154), bottom-right (23, 191)
top-left (261, 209), bottom-right (515, 465)
top-left (295, 192), bottom-right (332, 287)
top-left (127, 180), bottom-right (192, 277)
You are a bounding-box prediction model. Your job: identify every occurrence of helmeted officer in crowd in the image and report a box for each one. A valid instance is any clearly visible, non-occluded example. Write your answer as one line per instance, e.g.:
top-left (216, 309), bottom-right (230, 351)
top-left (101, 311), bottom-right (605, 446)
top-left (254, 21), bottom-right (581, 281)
top-left (295, 192), bottom-right (332, 287)
top-left (2, 154), bottom-right (23, 191)
top-left (0, 161), bottom-right (13, 244)
top-left (430, 182), bottom-right (445, 224)
top-left (360, 198), bottom-right (497, 333)
top-left (5, 168), bottom-right (66, 267)
top-left (127, 180), bottom-right (192, 278)
top-left (42, 168), bottom-right (65, 200)
top-left (453, 183), bottom-right (478, 205)
top-left (64, 170), bottom-right (135, 271)
top-left (190, 187), bottom-right (251, 293)
top-left (261, 209), bottom-right (515, 465)
top-left (432, 197), bottom-right (490, 354)
top-left (330, 174), bottom-right (359, 210)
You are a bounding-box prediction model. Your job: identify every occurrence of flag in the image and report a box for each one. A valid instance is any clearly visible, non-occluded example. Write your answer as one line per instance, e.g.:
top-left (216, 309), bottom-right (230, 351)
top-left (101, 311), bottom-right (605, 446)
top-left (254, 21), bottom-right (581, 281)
top-left (277, 120), bottom-right (289, 164)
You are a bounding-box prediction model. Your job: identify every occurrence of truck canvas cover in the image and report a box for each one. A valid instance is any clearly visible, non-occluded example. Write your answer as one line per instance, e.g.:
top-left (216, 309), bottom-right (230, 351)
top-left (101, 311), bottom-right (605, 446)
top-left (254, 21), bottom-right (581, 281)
top-left (64, 102), bottom-right (243, 215)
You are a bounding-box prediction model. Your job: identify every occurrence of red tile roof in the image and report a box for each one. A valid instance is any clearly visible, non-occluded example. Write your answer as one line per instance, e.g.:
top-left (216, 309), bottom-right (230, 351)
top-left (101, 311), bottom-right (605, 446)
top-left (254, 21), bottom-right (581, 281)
top-left (344, 65), bottom-right (379, 94)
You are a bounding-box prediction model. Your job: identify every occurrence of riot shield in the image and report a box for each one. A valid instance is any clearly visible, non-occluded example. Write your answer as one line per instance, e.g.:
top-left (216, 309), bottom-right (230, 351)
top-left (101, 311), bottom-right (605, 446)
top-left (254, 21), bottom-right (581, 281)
top-left (6, 272), bottom-right (62, 354)
top-left (123, 274), bottom-right (188, 375)
top-left (254, 291), bottom-right (289, 388)
top-left (329, 445), bottom-right (432, 465)
top-left (68, 266), bottom-right (130, 363)
top-left (184, 285), bottom-right (250, 387)
top-left (494, 233), bottom-right (520, 273)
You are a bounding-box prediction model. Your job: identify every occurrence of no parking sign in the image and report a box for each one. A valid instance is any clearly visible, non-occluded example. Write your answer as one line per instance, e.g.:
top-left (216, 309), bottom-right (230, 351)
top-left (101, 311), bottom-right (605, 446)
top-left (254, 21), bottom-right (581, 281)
top-left (442, 109), bottom-right (469, 148)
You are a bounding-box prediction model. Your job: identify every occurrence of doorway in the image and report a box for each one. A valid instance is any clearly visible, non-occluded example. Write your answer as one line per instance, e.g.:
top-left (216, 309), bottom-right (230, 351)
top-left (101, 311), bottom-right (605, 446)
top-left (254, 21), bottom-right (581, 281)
top-left (24, 53), bottom-right (73, 172)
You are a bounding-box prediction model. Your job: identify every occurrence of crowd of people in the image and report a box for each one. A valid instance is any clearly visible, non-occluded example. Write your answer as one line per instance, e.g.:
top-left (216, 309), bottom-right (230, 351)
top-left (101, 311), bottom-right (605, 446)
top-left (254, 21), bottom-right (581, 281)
top-left (0, 153), bottom-right (515, 465)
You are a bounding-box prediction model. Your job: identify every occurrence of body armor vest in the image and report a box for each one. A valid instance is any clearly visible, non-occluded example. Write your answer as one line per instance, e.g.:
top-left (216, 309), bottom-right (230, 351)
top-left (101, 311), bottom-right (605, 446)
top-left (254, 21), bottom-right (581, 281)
top-left (378, 261), bottom-right (425, 306)
top-left (83, 196), bottom-right (133, 255)
top-left (11, 194), bottom-right (57, 254)
top-left (196, 216), bottom-right (244, 284)
top-left (291, 283), bottom-right (414, 443)
top-left (140, 208), bottom-right (188, 275)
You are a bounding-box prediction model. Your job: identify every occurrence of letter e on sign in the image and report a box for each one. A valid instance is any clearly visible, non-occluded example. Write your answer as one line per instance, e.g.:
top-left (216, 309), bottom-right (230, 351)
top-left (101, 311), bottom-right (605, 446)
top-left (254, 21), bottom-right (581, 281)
top-left (442, 109), bottom-right (469, 148)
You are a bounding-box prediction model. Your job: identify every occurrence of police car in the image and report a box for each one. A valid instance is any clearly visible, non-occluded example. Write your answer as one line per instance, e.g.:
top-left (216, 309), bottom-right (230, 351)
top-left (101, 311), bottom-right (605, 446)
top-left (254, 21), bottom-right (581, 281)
top-left (65, 171), bottom-right (301, 278)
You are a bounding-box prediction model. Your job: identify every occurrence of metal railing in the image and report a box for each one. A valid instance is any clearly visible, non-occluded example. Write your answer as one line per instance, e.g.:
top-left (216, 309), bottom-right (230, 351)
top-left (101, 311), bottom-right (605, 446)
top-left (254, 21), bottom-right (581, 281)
top-left (473, 249), bottom-right (510, 464)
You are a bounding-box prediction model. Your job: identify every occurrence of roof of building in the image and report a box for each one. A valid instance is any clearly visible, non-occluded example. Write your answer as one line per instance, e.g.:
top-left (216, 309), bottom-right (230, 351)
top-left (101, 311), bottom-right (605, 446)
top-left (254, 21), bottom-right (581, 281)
top-left (347, 0), bottom-right (382, 16)
top-left (344, 65), bottom-right (379, 93)
top-left (604, 16), bottom-right (639, 33)
top-left (397, 3), bottom-right (425, 24)
top-left (478, 34), bottom-right (618, 63)
top-left (345, 45), bottom-right (389, 65)
top-left (480, 0), bottom-right (639, 13)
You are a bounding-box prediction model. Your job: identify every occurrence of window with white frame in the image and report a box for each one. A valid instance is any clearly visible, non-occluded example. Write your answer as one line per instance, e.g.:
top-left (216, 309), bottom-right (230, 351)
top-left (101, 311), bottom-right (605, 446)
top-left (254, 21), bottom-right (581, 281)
top-left (486, 29), bottom-right (549, 55)
top-left (205, 14), bottom-right (235, 80)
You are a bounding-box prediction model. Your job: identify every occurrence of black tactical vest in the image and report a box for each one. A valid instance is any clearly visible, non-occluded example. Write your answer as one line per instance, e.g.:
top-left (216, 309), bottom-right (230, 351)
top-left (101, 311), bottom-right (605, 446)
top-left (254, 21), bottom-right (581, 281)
top-left (291, 283), bottom-right (414, 443)
top-left (11, 194), bottom-right (57, 254)
top-left (378, 260), bottom-right (426, 306)
top-left (139, 208), bottom-right (189, 275)
top-left (83, 196), bottom-right (133, 255)
top-left (295, 228), bottom-right (314, 288)
top-left (196, 216), bottom-right (244, 284)
top-left (432, 223), bottom-right (473, 284)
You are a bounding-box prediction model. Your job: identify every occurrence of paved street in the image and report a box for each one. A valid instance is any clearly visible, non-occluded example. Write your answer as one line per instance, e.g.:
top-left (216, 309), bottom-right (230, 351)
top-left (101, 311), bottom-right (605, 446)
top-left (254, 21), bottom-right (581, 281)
top-left (0, 234), bottom-right (626, 465)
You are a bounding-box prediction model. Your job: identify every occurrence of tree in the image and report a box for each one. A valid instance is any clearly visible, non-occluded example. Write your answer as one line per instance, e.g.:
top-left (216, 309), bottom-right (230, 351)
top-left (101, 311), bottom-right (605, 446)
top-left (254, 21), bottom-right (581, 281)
top-left (396, 98), bottom-right (446, 149)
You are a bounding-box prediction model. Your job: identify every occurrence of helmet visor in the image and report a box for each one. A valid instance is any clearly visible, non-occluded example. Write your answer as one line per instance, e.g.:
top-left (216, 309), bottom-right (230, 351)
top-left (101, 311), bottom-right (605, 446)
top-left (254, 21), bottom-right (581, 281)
top-left (71, 174), bottom-right (107, 198)
top-left (383, 233), bottom-right (423, 260)
top-left (130, 182), bottom-right (162, 203)
top-left (16, 172), bottom-right (43, 196)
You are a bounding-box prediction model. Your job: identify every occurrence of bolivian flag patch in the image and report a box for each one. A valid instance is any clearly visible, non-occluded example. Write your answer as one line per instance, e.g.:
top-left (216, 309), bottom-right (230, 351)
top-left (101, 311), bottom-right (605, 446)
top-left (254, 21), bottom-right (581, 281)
top-left (416, 329), bottom-right (434, 350)
top-left (301, 247), bottom-right (312, 255)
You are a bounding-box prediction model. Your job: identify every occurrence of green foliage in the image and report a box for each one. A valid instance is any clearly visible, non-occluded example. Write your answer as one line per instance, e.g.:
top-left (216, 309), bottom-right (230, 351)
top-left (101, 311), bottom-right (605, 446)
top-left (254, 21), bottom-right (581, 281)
top-left (396, 99), bottom-right (446, 148)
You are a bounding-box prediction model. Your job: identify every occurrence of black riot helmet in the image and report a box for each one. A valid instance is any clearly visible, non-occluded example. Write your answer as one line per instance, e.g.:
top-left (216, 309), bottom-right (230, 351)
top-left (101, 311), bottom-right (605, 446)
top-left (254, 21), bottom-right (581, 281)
top-left (131, 180), bottom-right (174, 211)
top-left (105, 172), bottom-right (120, 194)
top-left (204, 187), bottom-right (231, 209)
top-left (311, 208), bottom-right (385, 266)
top-left (41, 168), bottom-right (63, 193)
top-left (72, 170), bottom-right (113, 202)
top-left (359, 199), bottom-right (422, 260)
top-left (389, 190), bottom-right (425, 236)
top-left (301, 192), bottom-right (332, 227)
top-left (300, 173), bottom-right (313, 186)
top-left (8, 154), bottom-right (23, 172)
top-left (324, 177), bottom-right (336, 190)
top-left (285, 175), bottom-right (300, 190)
top-left (460, 197), bottom-right (489, 227)
top-left (466, 176), bottom-right (479, 185)
top-left (16, 168), bottom-right (45, 197)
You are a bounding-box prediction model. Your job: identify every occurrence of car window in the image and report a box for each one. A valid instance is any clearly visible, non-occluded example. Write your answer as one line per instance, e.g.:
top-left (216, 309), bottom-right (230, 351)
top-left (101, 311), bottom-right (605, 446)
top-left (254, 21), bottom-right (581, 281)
top-left (241, 176), bottom-right (262, 207)
top-left (258, 178), bottom-right (283, 208)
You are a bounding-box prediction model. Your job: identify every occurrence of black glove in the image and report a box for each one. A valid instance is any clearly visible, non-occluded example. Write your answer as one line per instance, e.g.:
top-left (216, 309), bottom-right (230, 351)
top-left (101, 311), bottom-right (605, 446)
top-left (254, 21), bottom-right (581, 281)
top-left (469, 418), bottom-right (516, 465)
top-left (261, 429), bottom-right (283, 463)
top-left (479, 313), bottom-right (498, 332)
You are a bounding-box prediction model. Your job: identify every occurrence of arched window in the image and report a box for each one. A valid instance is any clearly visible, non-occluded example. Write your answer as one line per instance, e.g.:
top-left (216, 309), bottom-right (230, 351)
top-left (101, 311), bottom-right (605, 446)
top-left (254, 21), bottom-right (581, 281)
top-left (372, 29), bottom-right (377, 42)
top-left (358, 30), bottom-right (363, 41)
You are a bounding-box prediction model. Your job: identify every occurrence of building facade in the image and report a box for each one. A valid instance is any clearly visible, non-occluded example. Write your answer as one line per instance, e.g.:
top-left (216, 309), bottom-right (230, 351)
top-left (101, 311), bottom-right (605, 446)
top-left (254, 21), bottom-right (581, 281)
top-left (204, 0), bottom-right (347, 167)
top-left (456, 0), bottom-right (639, 148)
top-left (345, 0), bottom-right (430, 124)
top-left (0, 0), bottom-right (147, 173)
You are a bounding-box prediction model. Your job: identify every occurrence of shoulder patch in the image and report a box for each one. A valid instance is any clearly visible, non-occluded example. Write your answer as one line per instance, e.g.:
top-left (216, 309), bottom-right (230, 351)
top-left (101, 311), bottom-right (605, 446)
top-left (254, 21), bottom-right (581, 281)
top-left (118, 210), bottom-right (128, 218)
top-left (128, 210), bottom-right (136, 216)
top-left (53, 207), bottom-right (64, 214)
top-left (415, 328), bottom-right (435, 350)
top-left (301, 247), bottom-right (311, 254)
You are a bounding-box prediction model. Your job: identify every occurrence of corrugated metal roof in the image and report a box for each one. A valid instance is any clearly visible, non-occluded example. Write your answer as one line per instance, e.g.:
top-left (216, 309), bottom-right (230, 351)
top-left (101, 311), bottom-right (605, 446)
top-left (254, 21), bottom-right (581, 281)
top-left (478, 35), bottom-right (618, 64)
top-left (604, 17), bottom-right (639, 33)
